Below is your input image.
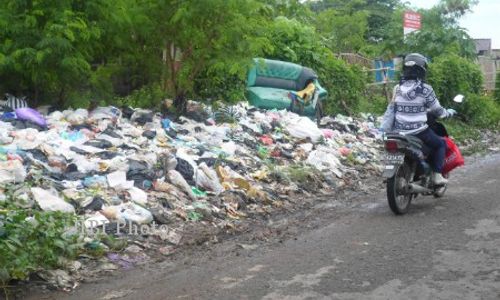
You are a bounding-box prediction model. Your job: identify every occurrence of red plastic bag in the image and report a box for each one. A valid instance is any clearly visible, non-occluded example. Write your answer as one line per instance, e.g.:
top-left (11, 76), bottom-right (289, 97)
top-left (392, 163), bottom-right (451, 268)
top-left (443, 137), bottom-right (464, 175)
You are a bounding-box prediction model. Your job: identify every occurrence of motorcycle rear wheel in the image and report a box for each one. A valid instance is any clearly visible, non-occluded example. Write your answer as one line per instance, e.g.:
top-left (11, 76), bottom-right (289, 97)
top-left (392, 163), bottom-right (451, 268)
top-left (387, 164), bottom-right (413, 215)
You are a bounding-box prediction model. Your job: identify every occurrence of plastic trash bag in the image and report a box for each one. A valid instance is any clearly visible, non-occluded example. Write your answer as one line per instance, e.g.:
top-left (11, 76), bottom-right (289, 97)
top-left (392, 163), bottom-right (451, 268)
top-left (15, 108), bottom-right (47, 128)
top-left (285, 116), bottom-right (323, 143)
top-left (443, 137), bottom-right (464, 175)
top-left (60, 130), bottom-right (85, 142)
top-left (90, 106), bottom-right (121, 121)
top-left (11, 128), bottom-right (42, 150)
top-left (84, 213), bottom-right (110, 228)
top-left (306, 149), bottom-right (343, 178)
top-left (195, 163), bottom-right (224, 195)
top-left (220, 141), bottom-right (237, 156)
top-left (168, 169), bottom-right (196, 200)
top-left (84, 139), bottom-right (113, 149)
top-left (66, 108), bottom-right (89, 125)
top-left (127, 186), bottom-right (148, 205)
top-left (83, 175), bottom-right (109, 189)
top-left (131, 109), bottom-right (154, 125)
top-left (31, 187), bottom-right (75, 213)
top-left (142, 130), bottom-right (156, 139)
top-left (102, 203), bottom-right (153, 224)
top-left (0, 160), bottom-right (26, 184)
top-left (0, 128), bottom-right (13, 144)
top-left (161, 118), bottom-right (172, 129)
top-left (127, 159), bottom-right (156, 189)
top-left (175, 157), bottom-right (194, 182)
top-left (107, 171), bottom-right (134, 190)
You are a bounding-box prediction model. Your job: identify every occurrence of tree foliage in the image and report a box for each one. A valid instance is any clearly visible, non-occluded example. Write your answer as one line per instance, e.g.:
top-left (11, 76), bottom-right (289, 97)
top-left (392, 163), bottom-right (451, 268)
top-left (145, 0), bottom-right (270, 113)
top-left (0, 0), bottom-right (491, 116)
top-left (315, 9), bottom-right (368, 53)
top-left (427, 53), bottom-right (483, 107)
top-left (402, 2), bottom-right (476, 59)
top-left (0, 0), bottom-right (101, 106)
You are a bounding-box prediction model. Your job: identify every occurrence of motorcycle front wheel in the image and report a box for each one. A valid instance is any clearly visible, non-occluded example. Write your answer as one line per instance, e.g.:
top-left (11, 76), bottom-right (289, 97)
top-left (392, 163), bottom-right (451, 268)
top-left (387, 163), bottom-right (413, 215)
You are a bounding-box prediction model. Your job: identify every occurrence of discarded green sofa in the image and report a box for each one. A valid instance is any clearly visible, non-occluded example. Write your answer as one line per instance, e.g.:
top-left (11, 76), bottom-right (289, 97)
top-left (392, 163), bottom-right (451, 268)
top-left (245, 58), bottom-right (327, 117)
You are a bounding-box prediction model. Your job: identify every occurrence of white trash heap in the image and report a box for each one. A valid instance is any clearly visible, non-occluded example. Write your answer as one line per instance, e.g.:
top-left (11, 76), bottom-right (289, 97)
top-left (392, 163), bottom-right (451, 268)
top-left (0, 101), bottom-right (383, 235)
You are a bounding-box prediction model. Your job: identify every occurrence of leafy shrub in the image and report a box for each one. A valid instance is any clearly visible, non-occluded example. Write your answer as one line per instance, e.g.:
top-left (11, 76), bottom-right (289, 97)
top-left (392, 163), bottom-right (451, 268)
top-left (193, 73), bottom-right (247, 104)
top-left (317, 56), bottom-right (368, 115)
top-left (357, 92), bottom-right (388, 115)
top-left (113, 83), bottom-right (167, 109)
top-left (427, 53), bottom-right (483, 107)
top-left (458, 94), bottom-right (500, 128)
top-left (494, 71), bottom-right (500, 104)
top-left (0, 210), bottom-right (82, 284)
top-left (424, 53), bottom-right (500, 128)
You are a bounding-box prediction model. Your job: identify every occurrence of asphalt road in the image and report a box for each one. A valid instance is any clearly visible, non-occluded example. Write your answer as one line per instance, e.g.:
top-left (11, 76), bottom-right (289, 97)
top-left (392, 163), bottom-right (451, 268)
top-left (27, 153), bottom-right (500, 300)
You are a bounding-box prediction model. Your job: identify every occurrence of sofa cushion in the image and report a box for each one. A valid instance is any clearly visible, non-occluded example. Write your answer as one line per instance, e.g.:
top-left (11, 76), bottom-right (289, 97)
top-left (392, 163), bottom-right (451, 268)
top-left (246, 87), bottom-right (292, 110)
top-left (254, 76), bottom-right (297, 91)
top-left (254, 59), bottom-right (302, 81)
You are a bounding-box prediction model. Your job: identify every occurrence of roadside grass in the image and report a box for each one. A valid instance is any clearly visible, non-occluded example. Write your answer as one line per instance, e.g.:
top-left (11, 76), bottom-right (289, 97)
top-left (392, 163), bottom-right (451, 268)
top-left (444, 119), bottom-right (499, 156)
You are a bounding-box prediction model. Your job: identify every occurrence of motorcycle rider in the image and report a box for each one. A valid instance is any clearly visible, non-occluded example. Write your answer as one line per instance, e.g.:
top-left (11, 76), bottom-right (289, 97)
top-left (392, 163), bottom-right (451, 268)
top-left (380, 53), bottom-right (456, 185)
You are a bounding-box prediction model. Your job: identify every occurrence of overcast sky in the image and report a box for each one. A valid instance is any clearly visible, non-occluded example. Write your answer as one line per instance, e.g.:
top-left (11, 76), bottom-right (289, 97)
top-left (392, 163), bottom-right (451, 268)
top-left (408, 0), bottom-right (500, 48)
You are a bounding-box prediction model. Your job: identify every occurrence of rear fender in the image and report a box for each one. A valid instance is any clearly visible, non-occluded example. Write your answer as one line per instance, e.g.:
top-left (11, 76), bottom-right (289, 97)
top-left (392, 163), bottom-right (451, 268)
top-left (382, 164), bottom-right (400, 178)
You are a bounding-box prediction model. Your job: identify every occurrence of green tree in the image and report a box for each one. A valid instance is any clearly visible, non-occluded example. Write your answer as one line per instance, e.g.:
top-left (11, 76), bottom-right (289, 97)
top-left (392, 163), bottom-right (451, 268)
top-left (310, 0), bottom-right (401, 44)
top-left (427, 53), bottom-right (483, 106)
top-left (402, 1), bottom-right (476, 59)
top-left (315, 9), bottom-right (368, 53)
top-left (146, 0), bottom-right (270, 113)
top-left (0, 0), bottom-right (101, 106)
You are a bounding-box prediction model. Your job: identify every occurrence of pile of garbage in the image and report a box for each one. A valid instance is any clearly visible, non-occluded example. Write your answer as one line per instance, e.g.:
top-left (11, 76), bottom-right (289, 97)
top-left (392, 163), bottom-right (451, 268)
top-left (1, 100), bottom-right (382, 287)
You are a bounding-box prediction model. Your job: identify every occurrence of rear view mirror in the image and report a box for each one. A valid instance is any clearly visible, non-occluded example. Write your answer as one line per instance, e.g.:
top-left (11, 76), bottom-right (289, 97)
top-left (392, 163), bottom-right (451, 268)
top-left (453, 94), bottom-right (464, 103)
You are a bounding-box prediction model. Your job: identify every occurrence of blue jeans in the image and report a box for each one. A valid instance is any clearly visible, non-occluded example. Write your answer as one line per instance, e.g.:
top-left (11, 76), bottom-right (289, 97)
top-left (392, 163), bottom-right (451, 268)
top-left (415, 128), bottom-right (446, 173)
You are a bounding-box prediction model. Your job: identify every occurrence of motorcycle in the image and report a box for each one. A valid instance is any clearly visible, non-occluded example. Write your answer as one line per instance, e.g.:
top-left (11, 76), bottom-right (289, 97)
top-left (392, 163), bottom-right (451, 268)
top-left (381, 94), bottom-right (463, 215)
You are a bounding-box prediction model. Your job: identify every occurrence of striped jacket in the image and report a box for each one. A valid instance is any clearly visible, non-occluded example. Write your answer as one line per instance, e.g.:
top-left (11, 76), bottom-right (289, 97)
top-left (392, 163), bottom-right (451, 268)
top-left (2, 94), bottom-right (28, 110)
top-left (381, 80), bottom-right (450, 134)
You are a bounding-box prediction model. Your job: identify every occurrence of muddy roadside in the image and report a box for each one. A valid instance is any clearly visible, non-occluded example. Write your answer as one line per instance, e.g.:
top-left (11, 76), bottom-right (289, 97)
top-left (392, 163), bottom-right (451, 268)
top-left (10, 132), bottom-right (500, 300)
top-left (11, 166), bottom-right (382, 300)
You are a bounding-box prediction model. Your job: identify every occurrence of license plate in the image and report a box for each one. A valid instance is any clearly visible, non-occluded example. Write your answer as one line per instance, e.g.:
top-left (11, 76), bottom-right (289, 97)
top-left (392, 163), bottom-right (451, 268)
top-left (383, 153), bottom-right (405, 163)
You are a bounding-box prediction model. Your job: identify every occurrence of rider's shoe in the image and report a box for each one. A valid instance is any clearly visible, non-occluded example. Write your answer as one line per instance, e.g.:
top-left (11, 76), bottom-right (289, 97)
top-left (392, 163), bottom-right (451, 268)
top-left (432, 172), bottom-right (448, 186)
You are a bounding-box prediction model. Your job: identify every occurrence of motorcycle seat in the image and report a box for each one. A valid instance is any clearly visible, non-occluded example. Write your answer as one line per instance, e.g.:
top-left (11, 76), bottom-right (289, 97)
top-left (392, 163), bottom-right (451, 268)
top-left (386, 134), bottom-right (423, 148)
top-left (386, 133), bottom-right (431, 156)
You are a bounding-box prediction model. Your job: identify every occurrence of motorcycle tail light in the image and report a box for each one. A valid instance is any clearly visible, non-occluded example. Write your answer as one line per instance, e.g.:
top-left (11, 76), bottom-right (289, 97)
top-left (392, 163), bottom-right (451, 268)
top-left (385, 140), bottom-right (399, 153)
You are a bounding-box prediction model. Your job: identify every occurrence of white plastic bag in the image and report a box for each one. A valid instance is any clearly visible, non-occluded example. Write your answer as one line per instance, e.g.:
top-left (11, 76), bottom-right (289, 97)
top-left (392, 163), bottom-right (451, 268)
top-left (306, 149), bottom-right (343, 178)
top-left (84, 213), bottom-right (110, 229)
top-left (103, 203), bottom-right (153, 224)
top-left (120, 203), bottom-right (153, 224)
top-left (195, 163), bottom-right (224, 195)
top-left (0, 128), bottom-right (13, 144)
top-left (66, 109), bottom-right (89, 125)
top-left (220, 141), bottom-right (237, 156)
top-left (90, 106), bottom-right (121, 121)
top-left (31, 187), bottom-right (75, 213)
top-left (107, 171), bottom-right (134, 189)
top-left (0, 160), bottom-right (26, 184)
top-left (285, 116), bottom-right (323, 143)
top-left (12, 128), bottom-right (42, 150)
top-left (127, 186), bottom-right (148, 205)
top-left (168, 169), bottom-right (196, 200)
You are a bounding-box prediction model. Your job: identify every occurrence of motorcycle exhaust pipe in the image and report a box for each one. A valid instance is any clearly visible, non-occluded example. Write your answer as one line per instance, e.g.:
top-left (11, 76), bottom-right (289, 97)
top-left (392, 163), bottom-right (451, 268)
top-left (408, 183), bottom-right (432, 194)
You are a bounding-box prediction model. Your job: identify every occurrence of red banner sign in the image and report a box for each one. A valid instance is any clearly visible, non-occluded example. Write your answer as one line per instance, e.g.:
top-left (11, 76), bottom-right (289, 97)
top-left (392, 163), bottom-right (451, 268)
top-left (404, 11), bottom-right (421, 30)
